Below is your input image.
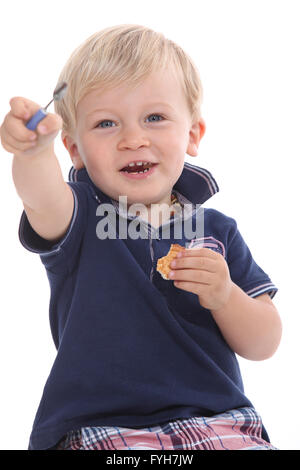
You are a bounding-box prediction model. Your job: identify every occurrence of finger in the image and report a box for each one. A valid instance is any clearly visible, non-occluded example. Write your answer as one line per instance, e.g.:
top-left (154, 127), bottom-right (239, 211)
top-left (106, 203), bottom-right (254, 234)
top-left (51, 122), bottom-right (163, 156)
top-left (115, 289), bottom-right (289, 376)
top-left (169, 268), bottom-right (214, 285)
top-left (9, 96), bottom-right (40, 121)
top-left (36, 113), bottom-right (63, 136)
top-left (173, 280), bottom-right (203, 296)
top-left (3, 113), bottom-right (37, 143)
top-left (1, 125), bottom-right (37, 153)
top-left (183, 247), bottom-right (220, 259)
top-left (0, 138), bottom-right (36, 156)
top-left (0, 140), bottom-right (15, 154)
top-left (1, 138), bottom-right (37, 155)
top-left (170, 256), bottom-right (217, 273)
top-left (8, 98), bottom-right (63, 136)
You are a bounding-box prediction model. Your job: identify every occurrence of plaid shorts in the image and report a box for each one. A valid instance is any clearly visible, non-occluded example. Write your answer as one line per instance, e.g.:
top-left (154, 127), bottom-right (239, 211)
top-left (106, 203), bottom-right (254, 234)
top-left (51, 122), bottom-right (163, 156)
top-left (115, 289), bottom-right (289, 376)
top-left (55, 407), bottom-right (277, 450)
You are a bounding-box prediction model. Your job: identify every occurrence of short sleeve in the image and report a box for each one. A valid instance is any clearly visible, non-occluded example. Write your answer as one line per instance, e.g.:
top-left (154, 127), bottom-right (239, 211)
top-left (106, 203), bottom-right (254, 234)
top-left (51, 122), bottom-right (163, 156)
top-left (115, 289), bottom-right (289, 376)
top-left (18, 182), bottom-right (88, 273)
top-left (226, 219), bottom-right (278, 299)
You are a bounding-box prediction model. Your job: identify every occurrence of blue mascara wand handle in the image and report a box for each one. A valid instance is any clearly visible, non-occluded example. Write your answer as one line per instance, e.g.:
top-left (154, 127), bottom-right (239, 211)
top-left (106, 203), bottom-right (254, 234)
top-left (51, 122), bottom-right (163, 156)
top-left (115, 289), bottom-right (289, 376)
top-left (26, 108), bottom-right (48, 130)
top-left (25, 82), bottom-right (67, 131)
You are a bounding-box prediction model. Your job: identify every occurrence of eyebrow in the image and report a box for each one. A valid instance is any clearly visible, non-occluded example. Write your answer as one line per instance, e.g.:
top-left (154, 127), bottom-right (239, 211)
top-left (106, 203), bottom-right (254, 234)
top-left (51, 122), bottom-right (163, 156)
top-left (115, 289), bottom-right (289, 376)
top-left (87, 102), bottom-right (175, 117)
top-left (87, 108), bottom-right (113, 117)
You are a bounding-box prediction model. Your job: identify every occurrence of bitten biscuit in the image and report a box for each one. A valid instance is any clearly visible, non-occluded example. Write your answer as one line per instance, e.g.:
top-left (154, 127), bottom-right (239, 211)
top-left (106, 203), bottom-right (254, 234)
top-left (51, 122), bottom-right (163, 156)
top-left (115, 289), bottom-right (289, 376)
top-left (156, 244), bottom-right (185, 280)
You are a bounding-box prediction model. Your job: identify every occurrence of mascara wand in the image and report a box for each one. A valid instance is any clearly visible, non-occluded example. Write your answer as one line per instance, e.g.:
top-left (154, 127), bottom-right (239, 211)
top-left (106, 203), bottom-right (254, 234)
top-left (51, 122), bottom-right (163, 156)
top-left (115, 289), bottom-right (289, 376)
top-left (26, 82), bottom-right (67, 131)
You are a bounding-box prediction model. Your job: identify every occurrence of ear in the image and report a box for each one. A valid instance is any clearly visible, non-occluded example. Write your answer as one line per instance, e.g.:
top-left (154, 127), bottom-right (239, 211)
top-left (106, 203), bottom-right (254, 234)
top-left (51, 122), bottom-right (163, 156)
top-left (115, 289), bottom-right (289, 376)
top-left (186, 118), bottom-right (206, 157)
top-left (62, 131), bottom-right (85, 170)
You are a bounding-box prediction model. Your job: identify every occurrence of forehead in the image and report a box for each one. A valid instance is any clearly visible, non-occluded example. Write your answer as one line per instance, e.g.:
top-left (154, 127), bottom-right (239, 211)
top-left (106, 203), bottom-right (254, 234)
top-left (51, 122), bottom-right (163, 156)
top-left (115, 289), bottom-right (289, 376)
top-left (77, 67), bottom-right (188, 113)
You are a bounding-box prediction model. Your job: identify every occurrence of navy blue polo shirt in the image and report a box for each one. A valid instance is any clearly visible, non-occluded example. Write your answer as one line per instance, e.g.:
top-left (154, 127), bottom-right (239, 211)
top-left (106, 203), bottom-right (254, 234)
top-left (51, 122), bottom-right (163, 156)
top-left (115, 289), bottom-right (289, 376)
top-left (19, 162), bottom-right (277, 450)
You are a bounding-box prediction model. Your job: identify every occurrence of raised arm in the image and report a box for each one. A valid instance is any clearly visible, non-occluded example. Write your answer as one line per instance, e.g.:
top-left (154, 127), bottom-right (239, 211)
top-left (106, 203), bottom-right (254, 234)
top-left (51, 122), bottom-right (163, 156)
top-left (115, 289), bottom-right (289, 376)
top-left (0, 97), bottom-right (74, 242)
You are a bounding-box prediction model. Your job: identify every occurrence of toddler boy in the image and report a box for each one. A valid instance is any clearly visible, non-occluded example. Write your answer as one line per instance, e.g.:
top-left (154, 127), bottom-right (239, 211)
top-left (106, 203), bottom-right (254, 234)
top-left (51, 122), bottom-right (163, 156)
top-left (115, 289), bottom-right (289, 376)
top-left (0, 25), bottom-right (281, 450)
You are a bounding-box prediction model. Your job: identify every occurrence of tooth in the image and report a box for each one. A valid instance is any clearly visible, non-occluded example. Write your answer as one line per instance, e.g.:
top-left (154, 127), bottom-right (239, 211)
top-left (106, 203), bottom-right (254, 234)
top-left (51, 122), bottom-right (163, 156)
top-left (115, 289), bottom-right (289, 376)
top-left (129, 162), bottom-right (135, 167)
top-left (136, 162), bottom-right (143, 166)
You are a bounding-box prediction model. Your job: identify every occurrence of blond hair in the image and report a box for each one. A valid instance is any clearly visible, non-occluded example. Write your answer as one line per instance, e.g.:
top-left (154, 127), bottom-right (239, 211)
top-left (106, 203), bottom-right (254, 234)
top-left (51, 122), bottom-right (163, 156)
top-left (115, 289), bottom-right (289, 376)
top-left (55, 24), bottom-right (203, 136)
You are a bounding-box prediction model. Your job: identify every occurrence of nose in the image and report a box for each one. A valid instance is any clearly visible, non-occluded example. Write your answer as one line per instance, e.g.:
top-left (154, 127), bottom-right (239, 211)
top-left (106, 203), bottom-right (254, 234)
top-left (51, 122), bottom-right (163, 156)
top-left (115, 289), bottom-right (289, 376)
top-left (117, 124), bottom-right (150, 151)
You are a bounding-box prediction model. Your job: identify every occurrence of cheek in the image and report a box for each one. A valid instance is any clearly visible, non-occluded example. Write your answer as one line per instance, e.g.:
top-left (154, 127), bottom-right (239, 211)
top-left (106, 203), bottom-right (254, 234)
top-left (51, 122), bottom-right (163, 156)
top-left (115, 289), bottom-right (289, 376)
top-left (173, 158), bottom-right (185, 178)
top-left (164, 127), bottom-right (189, 152)
top-left (164, 132), bottom-right (188, 164)
top-left (78, 136), bottom-right (106, 167)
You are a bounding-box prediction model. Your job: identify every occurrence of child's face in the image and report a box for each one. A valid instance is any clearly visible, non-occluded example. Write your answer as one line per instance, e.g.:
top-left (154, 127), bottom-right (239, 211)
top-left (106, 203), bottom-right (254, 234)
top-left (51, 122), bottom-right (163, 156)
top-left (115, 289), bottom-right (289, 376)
top-left (64, 67), bottom-right (205, 207)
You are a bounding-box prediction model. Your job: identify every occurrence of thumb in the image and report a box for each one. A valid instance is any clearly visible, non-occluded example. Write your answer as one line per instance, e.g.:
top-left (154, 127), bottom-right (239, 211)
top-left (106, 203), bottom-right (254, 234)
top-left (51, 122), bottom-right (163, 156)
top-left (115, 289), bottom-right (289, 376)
top-left (36, 113), bottom-right (63, 136)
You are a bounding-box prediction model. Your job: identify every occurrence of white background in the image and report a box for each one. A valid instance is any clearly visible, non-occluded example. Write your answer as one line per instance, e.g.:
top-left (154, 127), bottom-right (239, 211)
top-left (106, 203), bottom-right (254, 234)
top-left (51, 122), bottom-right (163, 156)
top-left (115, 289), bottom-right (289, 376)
top-left (0, 0), bottom-right (299, 450)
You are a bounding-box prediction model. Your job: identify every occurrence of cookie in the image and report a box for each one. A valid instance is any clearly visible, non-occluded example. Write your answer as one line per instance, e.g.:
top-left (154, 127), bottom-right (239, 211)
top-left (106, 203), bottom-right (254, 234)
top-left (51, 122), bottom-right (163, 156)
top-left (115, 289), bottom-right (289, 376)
top-left (156, 244), bottom-right (185, 280)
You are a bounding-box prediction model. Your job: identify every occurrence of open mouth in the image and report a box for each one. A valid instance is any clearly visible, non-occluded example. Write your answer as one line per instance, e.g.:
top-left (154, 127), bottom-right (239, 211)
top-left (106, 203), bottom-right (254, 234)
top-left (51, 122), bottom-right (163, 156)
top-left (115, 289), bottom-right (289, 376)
top-left (120, 161), bottom-right (157, 175)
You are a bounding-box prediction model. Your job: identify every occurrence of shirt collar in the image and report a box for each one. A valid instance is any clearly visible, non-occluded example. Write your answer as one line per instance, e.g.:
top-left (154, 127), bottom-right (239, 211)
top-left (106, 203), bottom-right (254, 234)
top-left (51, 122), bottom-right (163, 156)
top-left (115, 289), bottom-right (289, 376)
top-left (68, 161), bottom-right (219, 206)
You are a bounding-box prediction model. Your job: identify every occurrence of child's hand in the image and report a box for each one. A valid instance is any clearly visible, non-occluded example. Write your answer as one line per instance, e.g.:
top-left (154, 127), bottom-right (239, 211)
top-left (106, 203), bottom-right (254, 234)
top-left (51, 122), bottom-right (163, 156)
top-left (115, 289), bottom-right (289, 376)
top-left (169, 248), bottom-right (233, 311)
top-left (0, 97), bottom-right (62, 158)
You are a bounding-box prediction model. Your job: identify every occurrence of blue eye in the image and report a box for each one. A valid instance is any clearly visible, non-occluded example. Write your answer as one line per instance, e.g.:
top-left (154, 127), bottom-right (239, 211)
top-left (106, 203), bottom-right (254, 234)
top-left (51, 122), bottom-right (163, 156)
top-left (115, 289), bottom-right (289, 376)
top-left (146, 114), bottom-right (164, 122)
top-left (97, 120), bottom-right (115, 128)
